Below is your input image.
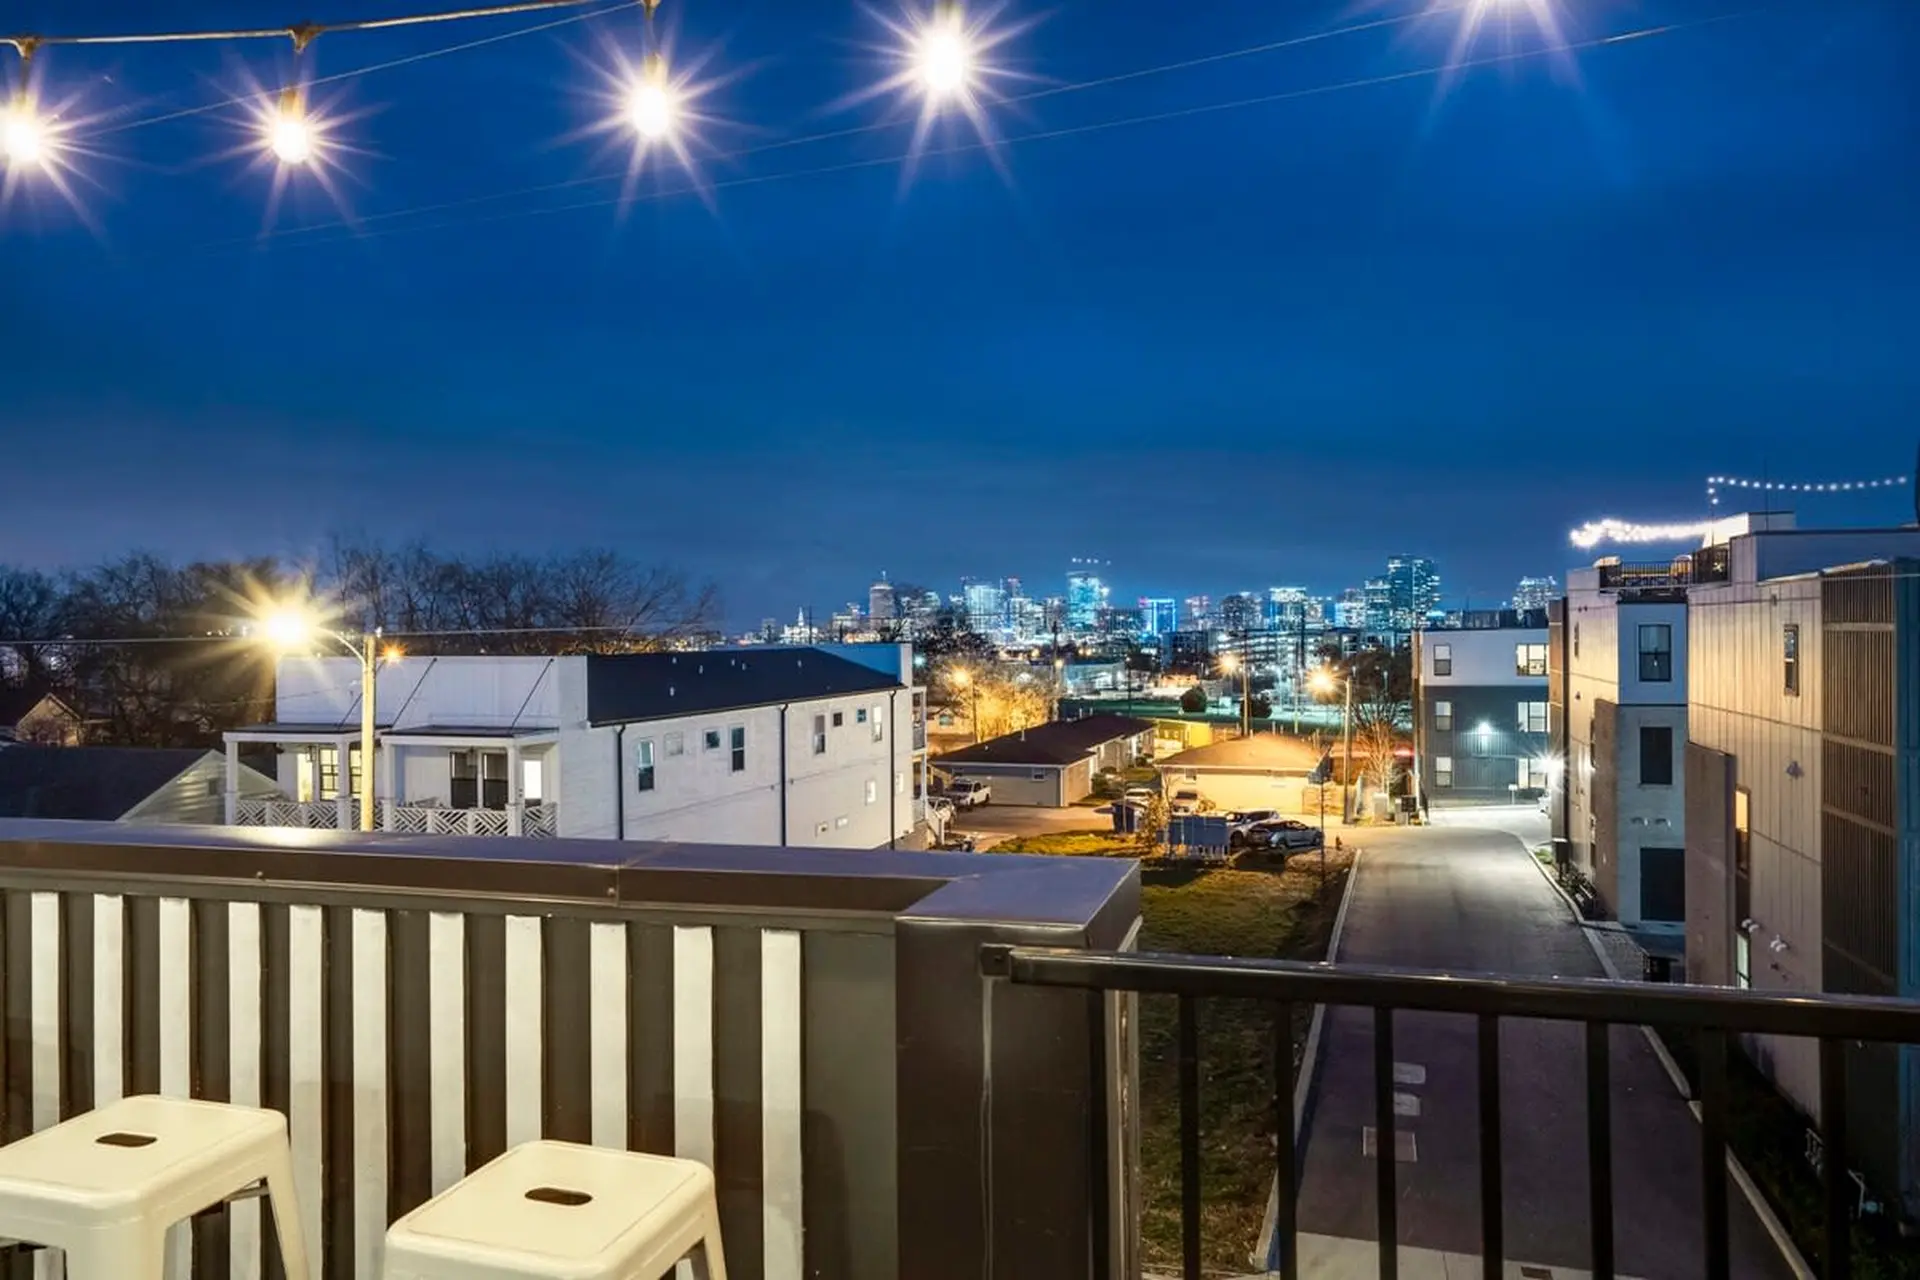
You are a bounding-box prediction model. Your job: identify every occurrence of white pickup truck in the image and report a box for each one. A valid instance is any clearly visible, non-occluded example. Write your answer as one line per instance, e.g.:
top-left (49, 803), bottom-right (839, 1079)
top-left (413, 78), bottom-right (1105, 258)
top-left (945, 779), bottom-right (992, 808)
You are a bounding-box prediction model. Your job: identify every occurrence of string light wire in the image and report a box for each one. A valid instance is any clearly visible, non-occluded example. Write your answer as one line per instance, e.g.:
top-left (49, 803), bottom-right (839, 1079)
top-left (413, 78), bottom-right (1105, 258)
top-left (186, 6), bottom-right (1769, 257)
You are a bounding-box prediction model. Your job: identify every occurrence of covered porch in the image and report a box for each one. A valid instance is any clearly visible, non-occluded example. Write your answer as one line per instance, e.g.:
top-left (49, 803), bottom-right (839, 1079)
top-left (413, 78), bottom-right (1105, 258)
top-left (222, 723), bottom-right (560, 838)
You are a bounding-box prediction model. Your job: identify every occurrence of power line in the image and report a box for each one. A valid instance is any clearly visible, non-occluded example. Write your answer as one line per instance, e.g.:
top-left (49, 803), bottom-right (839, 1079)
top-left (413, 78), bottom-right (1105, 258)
top-left (201, 6), bottom-right (1768, 256)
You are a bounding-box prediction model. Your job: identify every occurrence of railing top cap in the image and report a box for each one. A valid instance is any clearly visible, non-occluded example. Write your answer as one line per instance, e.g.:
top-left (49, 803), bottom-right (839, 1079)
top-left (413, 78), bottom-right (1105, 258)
top-left (0, 820), bottom-right (1138, 928)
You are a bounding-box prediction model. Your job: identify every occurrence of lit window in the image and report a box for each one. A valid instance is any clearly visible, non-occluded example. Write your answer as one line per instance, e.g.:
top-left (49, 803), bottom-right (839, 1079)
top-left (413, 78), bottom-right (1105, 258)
top-left (812, 714), bottom-right (828, 755)
top-left (871, 703), bottom-right (885, 741)
top-left (865, 779), bottom-right (878, 805)
top-left (1518, 701), bottom-right (1547, 734)
top-left (1637, 624), bottom-right (1673, 682)
top-left (1515, 644), bottom-right (1548, 678)
top-left (1734, 934), bottom-right (1751, 990)
top-left (636, 739), bottom-right (656, 793)
top-left (1783, 624), bottom-right (1800, 696)
top-left (1433, 700), bottom-right (1453, 732)
top-left (730, 726), bottom-right (746, 773)
top-left (1434, 756), bottom-right (1454, 787)
top-left (665, 731), bottom-right (685, 757)
top-left (1432, 644), bottom-right (1452, 677)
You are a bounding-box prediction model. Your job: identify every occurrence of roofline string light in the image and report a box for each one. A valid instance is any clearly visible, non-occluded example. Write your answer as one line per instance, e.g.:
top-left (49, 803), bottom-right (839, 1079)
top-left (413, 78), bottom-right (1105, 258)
top-left (1706, 473), bottom-right (1909, 507)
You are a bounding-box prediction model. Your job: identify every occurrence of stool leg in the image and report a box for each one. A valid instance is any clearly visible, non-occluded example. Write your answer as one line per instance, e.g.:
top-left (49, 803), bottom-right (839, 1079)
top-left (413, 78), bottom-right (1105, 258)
top-left (688, 1207), bottom-right (728, 1280)
top-left (60, 1226), bottom-right (164, 1280)
top-left (262, 1146), bottom-right (312, 1280)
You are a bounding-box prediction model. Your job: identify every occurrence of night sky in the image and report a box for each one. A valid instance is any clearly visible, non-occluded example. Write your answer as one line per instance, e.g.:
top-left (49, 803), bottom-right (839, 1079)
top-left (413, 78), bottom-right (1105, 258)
top-left (2, 0), bottom-right (1915, 626)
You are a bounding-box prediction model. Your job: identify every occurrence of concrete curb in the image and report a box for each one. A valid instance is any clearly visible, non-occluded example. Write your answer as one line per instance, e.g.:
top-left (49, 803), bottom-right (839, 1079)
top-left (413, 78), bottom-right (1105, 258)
top-left (1525, 846), bottom-right (1816, 1280)
top-left (1252, 845), bottom-right (1363, 1270)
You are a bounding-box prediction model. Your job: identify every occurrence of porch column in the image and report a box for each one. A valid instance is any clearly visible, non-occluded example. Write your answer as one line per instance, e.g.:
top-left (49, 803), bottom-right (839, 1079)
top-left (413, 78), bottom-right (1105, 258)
top-left (381, 739), bottom-right (398, 832)
top-left (336, 734), bottom-right (354, 830)
top-left (506, 741), bottom-right (524, 836)
top-left (223, 736), bottom-right (239, 825)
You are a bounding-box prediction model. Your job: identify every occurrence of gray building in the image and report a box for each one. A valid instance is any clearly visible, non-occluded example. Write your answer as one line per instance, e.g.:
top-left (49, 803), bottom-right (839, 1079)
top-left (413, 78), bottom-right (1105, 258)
top-left (936, 714), bottom-right (1154, 807)
top-left (1415, 620), bottom-right (1550, 802)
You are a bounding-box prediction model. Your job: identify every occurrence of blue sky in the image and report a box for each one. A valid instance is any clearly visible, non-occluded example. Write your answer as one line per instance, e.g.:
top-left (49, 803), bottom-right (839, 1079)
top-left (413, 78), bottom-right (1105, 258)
top-left (2, 0), bottom-right (1915, 625)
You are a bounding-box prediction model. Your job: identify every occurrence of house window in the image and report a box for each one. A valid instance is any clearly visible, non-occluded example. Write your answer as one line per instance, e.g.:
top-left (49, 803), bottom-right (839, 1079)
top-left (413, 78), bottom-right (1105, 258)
top-left (871, 703), bottom-right (885, 742)
top-left (1733, 785), bottom-right (1752, 968)
top-left (1515, 643), bottom-right (1548, 677)
top-left (1573, 623), bottom-right (1581, 658)
top-left (832, 711), bottom-right (845, 728)
top-left (1783, 624), bottom-right (1800, 696)
top-left (937, 711), bottom-right (954, 727)
top-left (1432, 700), bottom-right (1453, 732)
top-left (1734, 934), bottom-right (1751, 990)
top-left (865, 779), bottom-right (878, 805)
top-left (1432, 644), bottom-right (1452, 677)
top-left (1639, 725), bottom-right (1673, 786)
top-left (1518, 701), bottom-right (1547, 734)
top-left (665, 731), bottom-right (685, 757)
top-left (896, 771), bottom-right (905, 793)
top-left (1525, 759), bottom-right (1548, 790)
top-left (729, 726), bottom-right (746, 773)
top-left (703, 728), bottom-right (722, 751)
top-left (1637, 624), bottom-right (1673, 682)
top-left (316, 745), bottom-right (363, 802)
top-left (856, 708), bottom-right (867, 724)
top-left (522, 758), bottom-right (544, 804)
top-left (812, 714), bottom-right (828, 755)
top-left (448, 750), bottom-right (506, 809)
top-left (1434, 756), bottom-right (1454, 788)
top-left (635, 739), bottom-right (656, 792)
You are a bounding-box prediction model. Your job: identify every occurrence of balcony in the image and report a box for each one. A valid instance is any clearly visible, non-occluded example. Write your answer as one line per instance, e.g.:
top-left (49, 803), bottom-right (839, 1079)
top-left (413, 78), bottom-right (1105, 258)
top-left (1, 822), bottom-right (1917, 1279)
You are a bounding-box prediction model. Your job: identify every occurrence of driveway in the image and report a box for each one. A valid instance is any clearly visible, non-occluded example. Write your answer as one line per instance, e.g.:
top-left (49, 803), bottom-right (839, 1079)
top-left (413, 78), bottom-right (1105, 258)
top-left (1292, 823), bottom-right (1789, 1280)
top-left (950, 803), bottom-right (1111, 849)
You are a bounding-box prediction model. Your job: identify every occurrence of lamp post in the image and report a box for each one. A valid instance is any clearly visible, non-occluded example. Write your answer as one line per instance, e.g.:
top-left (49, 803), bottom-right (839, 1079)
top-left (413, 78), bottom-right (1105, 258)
top-left (1311, 667), bottom-right (1354, 825)
top-left (1219, 650), bottom-right (1250, 736)
top-left (265, 610), bottom-right (385, 832)
top-left (951, 667), bottom-right (981, 744)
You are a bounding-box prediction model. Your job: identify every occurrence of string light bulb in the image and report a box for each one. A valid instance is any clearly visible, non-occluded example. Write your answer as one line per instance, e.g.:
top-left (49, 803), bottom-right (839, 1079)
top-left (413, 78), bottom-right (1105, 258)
top-left (914, 3), bottom-right (974, 101)
top-left (626, 51), bottom-right (677, 141)
top-left (267, 88), bottom-right (314, 165)
top-left (1, 99), bottom-right (47, 167)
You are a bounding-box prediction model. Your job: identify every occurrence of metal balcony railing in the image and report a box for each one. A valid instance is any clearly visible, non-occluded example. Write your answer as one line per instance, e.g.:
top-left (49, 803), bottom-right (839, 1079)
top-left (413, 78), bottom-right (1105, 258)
top-left (981, 944), bottom-right (1920, 1280)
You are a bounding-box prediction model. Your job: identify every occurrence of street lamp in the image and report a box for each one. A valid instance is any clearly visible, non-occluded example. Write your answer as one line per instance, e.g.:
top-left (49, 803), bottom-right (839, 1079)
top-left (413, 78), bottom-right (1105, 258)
top-left (261, 607), bottom-right (388, 832)
top-left (1219, 650), bottom-right (1250, 735)
top-left (1310, 666), bottom-right (1354, 824)
top-left (950, 667), bottom-right (981, 744)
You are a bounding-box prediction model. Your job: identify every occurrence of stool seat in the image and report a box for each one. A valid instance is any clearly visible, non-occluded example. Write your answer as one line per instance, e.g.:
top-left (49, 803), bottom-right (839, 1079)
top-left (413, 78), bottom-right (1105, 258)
top-left (385, 1141), bottom-right (727, 1280)
top-left (0, 1095), bottom-right (309, 1279)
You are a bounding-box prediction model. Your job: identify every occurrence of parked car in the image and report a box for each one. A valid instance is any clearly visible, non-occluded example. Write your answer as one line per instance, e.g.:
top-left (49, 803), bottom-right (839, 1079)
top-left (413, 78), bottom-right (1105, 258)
top-left (945, 779), bottom-right (992, 808)
top-left (1122, 785), bottom-right (1157, 806)
top-left (1249, 818), bottom-right (1324, 852)
top-left (1169, 788), bottom-right (1202, 815)
top-left (1228, 810), bottom-right (1282, 846)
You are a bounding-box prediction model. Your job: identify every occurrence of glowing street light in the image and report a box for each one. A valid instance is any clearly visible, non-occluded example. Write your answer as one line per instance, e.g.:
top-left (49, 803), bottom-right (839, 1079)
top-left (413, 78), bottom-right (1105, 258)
top-left (1310, 665), bottom-right (1355, 825)
top-left (257, 604), bottom-right (388, 832)
top-left (626, 53), bottom-right (678, 141)
top-left (914, 6), bottom-right (975, 101)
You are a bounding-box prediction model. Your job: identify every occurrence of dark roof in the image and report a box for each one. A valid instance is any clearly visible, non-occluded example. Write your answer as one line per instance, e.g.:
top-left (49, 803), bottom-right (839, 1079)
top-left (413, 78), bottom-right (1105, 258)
top-left (0, 746), bottom-right (212, 821)
top-left (936, 714), bottom-right (1155, 768)
top-left (585, 649), bottom-right (903, 726)
top-left (1158, 734), bottom-right (1326, 772)
top-left (0, 686), bottom-right (68, 727)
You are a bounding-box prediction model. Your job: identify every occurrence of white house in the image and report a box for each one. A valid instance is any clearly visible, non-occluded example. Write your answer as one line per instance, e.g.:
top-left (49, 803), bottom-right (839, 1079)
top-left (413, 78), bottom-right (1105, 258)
top-left (223, 644), bottom-right (928, 850)
top-left (1562, 560), bottom-right (1690, 930)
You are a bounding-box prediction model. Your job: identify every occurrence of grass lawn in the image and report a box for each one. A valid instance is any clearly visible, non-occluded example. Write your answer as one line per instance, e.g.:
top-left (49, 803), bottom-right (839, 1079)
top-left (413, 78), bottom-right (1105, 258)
top-left (991, 830), bottom-right (1136, 856)
top-left (1136, 850), bottom-right (1352, 1273)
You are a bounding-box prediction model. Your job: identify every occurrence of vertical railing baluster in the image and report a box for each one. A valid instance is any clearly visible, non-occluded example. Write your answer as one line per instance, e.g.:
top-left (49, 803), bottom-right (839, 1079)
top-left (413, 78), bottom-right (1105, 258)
top-left (1821, 1037), bottom-right (1851, 1280)
top-left (1699, 1028), bottom-right (1731, 1280)
top-left (1088, 993), bottom-right (1111, 1280)
top-left (1273, 1001), bottom-right (1298, 1280)
top-left (1178, 995), bottom-right (1201, 1280)
top-left (1374, 1006), bottom-right (1398, 1280)
top-left (1586, 1022), bottom-right (1615, 1279)
top-left (1477, 1014), bottom-right (1503, 1280)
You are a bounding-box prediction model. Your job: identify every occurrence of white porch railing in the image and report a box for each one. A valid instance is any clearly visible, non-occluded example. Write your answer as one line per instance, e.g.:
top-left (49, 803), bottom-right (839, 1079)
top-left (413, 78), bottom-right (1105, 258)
top-left (233, 796), bottom-right (558, 838)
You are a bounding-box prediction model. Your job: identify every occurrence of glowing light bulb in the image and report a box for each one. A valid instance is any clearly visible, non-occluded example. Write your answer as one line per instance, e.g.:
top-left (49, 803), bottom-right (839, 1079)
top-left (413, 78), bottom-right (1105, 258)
top-left (2, 103), bottom-right (46, 168)
top-left (915, 10), bottom-right (973, 99)
top-left (627, 54), bottom-right (677, 141)
top-left (267, 91), bottom-right (314, 165)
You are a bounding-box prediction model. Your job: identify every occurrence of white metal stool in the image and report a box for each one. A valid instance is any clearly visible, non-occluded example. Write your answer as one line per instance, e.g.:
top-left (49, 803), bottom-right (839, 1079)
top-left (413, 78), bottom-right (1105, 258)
top-left (0, 1094), bottom-right (309, 1280)
top-left (384, 1140), bottom-right (727, 1280)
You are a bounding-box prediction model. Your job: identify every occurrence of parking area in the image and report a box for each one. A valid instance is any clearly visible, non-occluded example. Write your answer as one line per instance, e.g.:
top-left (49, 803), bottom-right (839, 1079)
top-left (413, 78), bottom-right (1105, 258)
top-left (948, 803), bottom-right (1111, 850)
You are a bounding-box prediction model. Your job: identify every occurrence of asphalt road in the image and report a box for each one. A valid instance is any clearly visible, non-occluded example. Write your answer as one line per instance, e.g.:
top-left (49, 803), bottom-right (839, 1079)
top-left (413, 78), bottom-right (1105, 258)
top-left (1294, 822), bottom-right (1791, 1280)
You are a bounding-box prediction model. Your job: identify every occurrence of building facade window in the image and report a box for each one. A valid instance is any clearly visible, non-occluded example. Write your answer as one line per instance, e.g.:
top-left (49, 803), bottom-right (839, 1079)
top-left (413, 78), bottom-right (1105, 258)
top-left (812, 714), bottom-right (828, 755)
top-left (635, 739), bottom-right (656, 792)
top-left (1573, 623), bottom-right (1580, 658)
top-left (832, 711), bottom-right (844, 728)
top-left (1432, 699), bottom-right (1454, 731)
top-left (1639, 725), bottom-right (1674, 786)
top-left (1637, 624), bottom-right (1673, 682)
top-left (1431, 644), bottom-right (1452, 677)
top-left (865, 779), bottom-right (878, 805)
top-left (1733, 785), bottom-right (1752, 990)
top-left (1518, 701), bottom-right (1547, 734)
top-left (1434, 756), bottom-right (1454, 787)
top-left (1783, 623), bottom-right (1800, 696)
top-left (1525, 759), bottom-right (1548, 790)
top-left (703, 728), bottom-right (722, 751)
top-left (665, 731), bottom-right (685, 757)
top-left (871, 703), bottom-right (885, 741)
top-left (1515, 643), bottom-right (1548, 677)
top-left (729, 726), bottom-right (746, 772)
